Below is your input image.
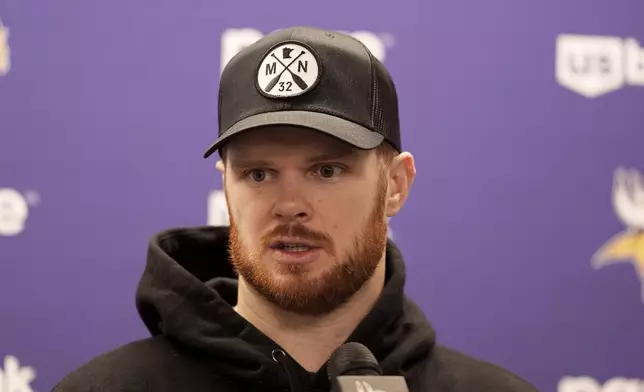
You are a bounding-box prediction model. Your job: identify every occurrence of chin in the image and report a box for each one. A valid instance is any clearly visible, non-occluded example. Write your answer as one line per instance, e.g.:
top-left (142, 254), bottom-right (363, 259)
top-left (270, 259), bottom-right (331, 278)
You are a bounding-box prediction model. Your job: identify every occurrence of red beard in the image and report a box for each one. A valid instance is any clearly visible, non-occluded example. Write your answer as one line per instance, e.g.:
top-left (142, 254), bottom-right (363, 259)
top-left (227, 175), bottom-right (389, 316)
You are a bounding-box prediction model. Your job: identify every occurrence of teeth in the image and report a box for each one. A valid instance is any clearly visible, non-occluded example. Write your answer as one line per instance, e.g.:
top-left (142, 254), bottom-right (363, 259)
top-left (280, 244), bottom-right (310, 252)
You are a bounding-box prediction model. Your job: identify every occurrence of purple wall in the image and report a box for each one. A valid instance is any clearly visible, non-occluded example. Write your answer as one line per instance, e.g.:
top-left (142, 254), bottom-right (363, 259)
top-left (1, 1), bottom-right (643, 391)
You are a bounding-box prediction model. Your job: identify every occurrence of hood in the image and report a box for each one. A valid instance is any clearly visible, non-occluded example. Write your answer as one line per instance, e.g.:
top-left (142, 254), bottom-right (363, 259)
top-left (135, 226), bottom-right (436, 390)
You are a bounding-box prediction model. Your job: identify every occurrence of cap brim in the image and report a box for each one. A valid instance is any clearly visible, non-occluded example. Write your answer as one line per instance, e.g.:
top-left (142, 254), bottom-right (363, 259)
top-left (203, 110), bottom-right (385, 159)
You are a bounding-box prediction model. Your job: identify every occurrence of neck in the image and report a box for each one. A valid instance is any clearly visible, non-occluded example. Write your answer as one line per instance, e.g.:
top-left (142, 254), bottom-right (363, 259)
top-left (233, 260), bottom-right (386, 372)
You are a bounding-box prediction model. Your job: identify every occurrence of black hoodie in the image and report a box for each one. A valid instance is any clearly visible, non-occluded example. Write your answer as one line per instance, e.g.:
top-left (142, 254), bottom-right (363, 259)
top-left (52, 226), bottom-right (538, 392)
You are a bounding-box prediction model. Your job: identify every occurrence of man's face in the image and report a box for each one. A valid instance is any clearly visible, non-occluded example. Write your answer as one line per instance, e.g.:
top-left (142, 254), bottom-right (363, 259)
top-left (221, 126), bottom-right (391, 316)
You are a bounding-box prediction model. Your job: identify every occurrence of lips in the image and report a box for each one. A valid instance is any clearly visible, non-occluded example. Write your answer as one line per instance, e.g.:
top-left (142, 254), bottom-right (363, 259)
top-left (269, 238), bottom-right (320, 252)
top-left (267, 237), bottom-right (324, 264)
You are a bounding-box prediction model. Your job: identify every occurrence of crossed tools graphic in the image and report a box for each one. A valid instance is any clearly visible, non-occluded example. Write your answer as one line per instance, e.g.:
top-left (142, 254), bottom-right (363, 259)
top-left (264, 50), bottom-right (309, 93)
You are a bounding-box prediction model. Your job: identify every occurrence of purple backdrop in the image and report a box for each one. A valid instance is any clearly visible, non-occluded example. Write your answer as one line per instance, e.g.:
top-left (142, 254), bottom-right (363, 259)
top-left (1, 1), bottom-right (643, 391)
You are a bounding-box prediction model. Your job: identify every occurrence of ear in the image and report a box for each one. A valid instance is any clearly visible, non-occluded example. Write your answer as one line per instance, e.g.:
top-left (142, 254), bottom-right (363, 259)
top-left (216, 159), bottom-right (226, 184)
top-left (385, 152), bottom-right (416, 217)
top-left (216, 159), bottom-right (225, 173)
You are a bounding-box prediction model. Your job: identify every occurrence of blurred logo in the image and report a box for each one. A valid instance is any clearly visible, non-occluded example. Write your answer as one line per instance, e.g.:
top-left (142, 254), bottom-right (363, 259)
top-left (0, 16), bottom-right (10, 76)
top-left (0, 355), bottom-right (36, 392)
top-left (355, 380), bottom-right (385, 392)
top-left (207, 189), bottom-right (229, 227)
top-left (591, 167), bottom-right (644, 303)
top-left (0, 188), bottom-right (38, 236)
top-left (556, 34), bottom-right (644, 98)
top-left (220, 28), bottom-right (395, 75)
top-left (207, 189), bottom-right (395, 239)
top-left (559, 376), bottom-right (644, 392)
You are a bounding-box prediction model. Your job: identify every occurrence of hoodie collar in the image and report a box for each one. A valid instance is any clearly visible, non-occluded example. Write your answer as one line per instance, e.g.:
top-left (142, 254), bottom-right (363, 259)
top-left (135, 226), bottom-right (436, 389)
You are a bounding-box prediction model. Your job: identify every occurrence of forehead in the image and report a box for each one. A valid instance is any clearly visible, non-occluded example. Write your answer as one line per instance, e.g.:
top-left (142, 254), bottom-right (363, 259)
top-left (224, 126), bottom-right (366, 161)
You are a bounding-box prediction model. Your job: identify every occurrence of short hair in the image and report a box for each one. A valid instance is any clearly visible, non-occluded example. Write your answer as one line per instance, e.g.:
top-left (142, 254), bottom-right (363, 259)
top-left (374, 141), bottom-right (398, 169)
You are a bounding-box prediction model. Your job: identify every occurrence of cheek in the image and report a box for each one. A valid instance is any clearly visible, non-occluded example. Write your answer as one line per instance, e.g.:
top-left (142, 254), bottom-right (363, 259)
top-left (319, 187), bottom-right (373, 237)
top-left (227, 186), bottom-right (268, 240)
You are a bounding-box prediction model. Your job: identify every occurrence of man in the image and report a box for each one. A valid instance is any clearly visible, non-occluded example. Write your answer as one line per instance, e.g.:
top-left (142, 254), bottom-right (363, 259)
top-left (53, 26), bottom-right (537, 391)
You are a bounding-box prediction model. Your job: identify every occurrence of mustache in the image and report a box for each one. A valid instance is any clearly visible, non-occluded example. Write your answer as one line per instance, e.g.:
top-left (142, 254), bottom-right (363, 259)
top-left (261, 223), bottom-right (334, 254)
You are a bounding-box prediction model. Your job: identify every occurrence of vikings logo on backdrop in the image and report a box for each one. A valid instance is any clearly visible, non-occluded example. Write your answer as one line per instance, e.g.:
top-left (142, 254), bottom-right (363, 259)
top-left (592, 167), bottom-right (644, 303)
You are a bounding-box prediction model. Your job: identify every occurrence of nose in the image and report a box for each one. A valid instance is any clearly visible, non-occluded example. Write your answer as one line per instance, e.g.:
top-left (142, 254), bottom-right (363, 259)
top-left (271, 182), bottom-right (312, 223)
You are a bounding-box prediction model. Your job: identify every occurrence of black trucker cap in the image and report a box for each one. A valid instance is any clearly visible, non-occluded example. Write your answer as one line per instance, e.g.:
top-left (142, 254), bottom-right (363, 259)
top-left (203, 26), bottom-right (401, 159)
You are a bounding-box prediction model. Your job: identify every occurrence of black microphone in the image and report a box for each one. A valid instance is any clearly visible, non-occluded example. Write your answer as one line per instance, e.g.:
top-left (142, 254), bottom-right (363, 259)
top-left (327, 342), bottom-right (410, 392)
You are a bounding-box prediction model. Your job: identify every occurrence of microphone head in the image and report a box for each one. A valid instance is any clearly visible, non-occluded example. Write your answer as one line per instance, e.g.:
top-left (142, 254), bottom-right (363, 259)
top-left (327, 342), bottom-right (383, 381)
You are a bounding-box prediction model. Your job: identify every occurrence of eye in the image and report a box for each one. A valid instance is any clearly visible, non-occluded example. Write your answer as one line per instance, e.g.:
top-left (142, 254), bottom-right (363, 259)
top-left (316, 164), bottom-right (343, 179)
top-left (247, 169), bottom-right (268, 182)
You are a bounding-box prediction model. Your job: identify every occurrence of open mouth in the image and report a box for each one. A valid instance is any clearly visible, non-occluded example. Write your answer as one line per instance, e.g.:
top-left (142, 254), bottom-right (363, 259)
top-left (270, 240), bottom-right (319, 253)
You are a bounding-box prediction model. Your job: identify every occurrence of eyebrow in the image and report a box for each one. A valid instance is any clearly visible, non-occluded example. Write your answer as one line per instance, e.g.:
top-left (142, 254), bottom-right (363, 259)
top-left (229, 150), bottom-right (358, 168)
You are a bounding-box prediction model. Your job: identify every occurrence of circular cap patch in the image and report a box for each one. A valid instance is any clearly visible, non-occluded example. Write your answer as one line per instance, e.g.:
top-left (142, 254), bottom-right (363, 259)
top-left (256, 42), bottom-right (321, 98)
